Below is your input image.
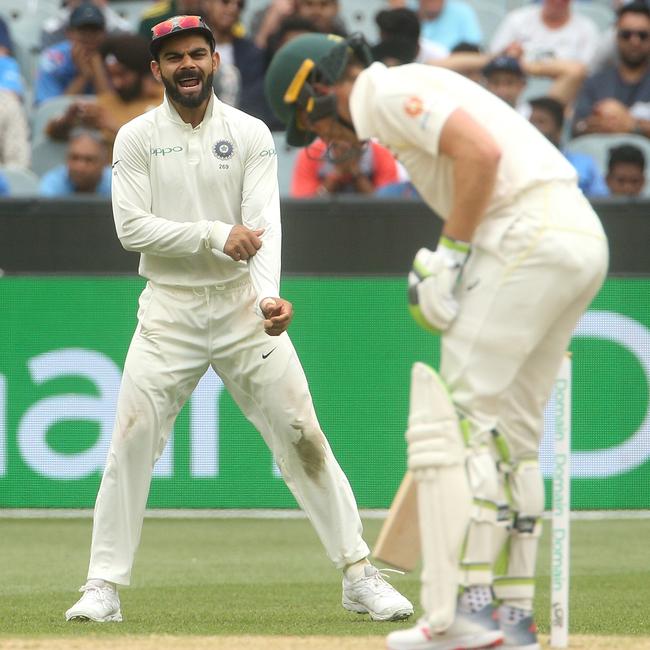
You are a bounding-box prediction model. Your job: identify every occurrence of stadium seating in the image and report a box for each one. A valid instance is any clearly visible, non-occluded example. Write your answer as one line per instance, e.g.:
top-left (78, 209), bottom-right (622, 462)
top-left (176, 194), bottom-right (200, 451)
top-left (521, 76), bottom-right (553, 103)
top-left (573, 1), bottom-right (615, 31)
top-left (0, 165), bottom-right (40, 196)
top-left (112, 0), bottom-right (150, 30)
top-left (30, 138), bottom-right (68, 177)
top-left (337, 0), bottom-right (382, 43)
top-left (463, 0), bottom-right (508, 43)
top-left (30, 95), bottom-right (82, 147)
top-left (564, 133), bottom-right (650, 195)
top-left (1, 0), bottom-right (60, 84)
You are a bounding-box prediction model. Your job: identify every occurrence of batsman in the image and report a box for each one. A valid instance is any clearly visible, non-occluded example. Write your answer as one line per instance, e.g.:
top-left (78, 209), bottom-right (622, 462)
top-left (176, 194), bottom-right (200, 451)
top-left (265, 34), bottom-right (609, 650)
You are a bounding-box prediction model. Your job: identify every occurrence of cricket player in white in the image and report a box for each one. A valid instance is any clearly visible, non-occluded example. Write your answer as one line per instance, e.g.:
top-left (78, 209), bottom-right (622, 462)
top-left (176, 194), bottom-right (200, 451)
top-left (65, 17), bottom-right (412, 624)
top-left (266, 33), bottom-right (608, 650)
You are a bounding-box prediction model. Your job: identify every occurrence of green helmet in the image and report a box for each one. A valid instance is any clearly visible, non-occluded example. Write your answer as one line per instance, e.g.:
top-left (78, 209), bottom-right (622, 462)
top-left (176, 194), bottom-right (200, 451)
top-left (265, 33), bottom-right (373, 147)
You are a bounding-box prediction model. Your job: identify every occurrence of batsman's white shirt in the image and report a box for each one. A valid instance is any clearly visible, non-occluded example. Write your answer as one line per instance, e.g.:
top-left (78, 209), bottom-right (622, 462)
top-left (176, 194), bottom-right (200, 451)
top-left (350, 62), bottom-right (580, 251)
top-left (350, 62), bottom-right (608, 454)
top-left (112, 92), bottom-right (279, 303)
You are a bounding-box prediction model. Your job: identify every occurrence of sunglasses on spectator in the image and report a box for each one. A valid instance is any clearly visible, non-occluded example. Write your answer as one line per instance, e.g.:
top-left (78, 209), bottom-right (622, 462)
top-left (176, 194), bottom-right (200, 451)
top-left (214, 0), bottom-right (244, 7)
top-left (618, 29), bottom-right (650, 41)
top-left (151, 15), bottom-right (209, 39)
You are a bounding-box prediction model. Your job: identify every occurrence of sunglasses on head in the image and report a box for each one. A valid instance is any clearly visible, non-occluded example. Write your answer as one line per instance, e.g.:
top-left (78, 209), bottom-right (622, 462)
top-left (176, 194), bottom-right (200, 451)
top-left (151, 15), bottom-right (208, 39)
top-left (618, 29), bottom-right (650, 41)
top-left (216, 0), bottom-right (244, 7)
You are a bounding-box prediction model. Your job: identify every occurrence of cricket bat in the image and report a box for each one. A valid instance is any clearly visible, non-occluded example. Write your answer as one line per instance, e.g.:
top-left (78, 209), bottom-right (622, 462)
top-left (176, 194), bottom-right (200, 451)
top-left (372, 471), bottom-right (420, 572)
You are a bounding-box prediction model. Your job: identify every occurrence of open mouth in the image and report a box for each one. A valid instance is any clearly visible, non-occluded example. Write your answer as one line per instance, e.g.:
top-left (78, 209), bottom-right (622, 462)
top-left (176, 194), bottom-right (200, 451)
top-left (177, 75), bottom-right (202, 92)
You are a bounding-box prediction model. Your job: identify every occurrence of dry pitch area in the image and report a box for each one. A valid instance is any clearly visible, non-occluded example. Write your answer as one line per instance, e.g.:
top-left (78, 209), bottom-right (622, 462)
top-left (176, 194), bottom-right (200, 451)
top-left (1, 636), bottom-right (650, 649)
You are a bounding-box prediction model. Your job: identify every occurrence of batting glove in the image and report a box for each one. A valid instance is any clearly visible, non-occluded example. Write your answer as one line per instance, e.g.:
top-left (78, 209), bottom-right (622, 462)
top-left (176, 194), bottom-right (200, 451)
top-left (408, 236), bottom-right (471, 333)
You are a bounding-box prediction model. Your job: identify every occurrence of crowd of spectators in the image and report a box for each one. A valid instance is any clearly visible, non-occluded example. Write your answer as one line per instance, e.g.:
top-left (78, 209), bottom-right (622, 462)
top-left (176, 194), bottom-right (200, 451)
top-left (0, 0), bottom-right (649, 199)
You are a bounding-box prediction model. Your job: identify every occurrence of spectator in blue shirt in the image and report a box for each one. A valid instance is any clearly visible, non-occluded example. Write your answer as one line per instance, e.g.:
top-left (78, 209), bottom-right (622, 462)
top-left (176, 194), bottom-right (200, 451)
top-left (418, 0), bottom-right (483, 50)
top-left (39, 129), bottom-right (111, 197)
top-left (34, 2), bottom-right (109, 105)
top-left (529, 96), bottom-right (609, 198)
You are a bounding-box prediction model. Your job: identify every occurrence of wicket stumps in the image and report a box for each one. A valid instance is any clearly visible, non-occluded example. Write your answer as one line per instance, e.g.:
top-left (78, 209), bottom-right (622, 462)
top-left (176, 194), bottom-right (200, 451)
top-left (550, 353), bottom-right (572, 648)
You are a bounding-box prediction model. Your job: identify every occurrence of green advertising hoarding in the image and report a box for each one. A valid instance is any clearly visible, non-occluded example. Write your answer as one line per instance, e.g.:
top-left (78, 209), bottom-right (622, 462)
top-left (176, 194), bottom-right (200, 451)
top-left (1, 277), bottom-right (648, 510)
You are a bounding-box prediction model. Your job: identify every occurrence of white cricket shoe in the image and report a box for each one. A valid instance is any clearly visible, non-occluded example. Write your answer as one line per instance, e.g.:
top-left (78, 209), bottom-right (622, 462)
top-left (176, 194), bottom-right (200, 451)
top-left (65, 581), bottom-right (123, 622)
top-left (342, 565), bottom-right (414, 621)
top-left (386, 602), bottom-right (504, 650)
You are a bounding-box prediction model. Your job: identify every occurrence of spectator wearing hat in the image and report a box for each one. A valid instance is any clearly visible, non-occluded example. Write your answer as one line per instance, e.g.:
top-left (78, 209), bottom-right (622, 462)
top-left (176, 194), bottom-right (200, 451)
top-left (45, 34), bottom-right (163, 155)
top-left (606, 143), bottom-right (646, 195)
top-left (41, 0), bottom-right (133, 49)
top-left (38, 129), bottom-right (111, 197)
top-left (34, 2), bottom-right (110, 105)
top-left (529, 96), bottom-right (609, 197)
top-left (480, 54), bottom-right (586, 112)
top-left (482, 55), bottom-right (528, 111)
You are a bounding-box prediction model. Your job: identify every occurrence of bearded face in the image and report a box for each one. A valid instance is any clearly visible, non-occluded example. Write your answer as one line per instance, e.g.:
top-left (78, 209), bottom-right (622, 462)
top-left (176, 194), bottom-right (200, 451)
top-left (161, 64), bottom-right (214, 108)
top-left (154, 32), bottom-right (217, 109)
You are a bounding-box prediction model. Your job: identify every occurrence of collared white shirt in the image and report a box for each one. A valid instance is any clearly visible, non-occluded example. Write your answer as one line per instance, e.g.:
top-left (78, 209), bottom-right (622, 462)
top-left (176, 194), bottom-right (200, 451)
top-left (350, 62), bottom-right (577, 229)
top-left (111, 92), bottom-right (280, 304)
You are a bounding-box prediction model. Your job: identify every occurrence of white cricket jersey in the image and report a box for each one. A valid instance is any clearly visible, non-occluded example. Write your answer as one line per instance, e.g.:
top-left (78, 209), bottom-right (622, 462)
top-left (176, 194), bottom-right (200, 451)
top-left (489, 6), bottom-right (599, 66)
top-left (349, 63), bottom-right (577, 233)
top-left (111, 93), bottom-right (280, 303)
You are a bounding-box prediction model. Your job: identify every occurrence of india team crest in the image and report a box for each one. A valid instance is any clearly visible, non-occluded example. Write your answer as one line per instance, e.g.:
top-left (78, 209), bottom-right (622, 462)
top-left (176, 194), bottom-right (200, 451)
top-left (212, 139), bottom-right (235, 160)
top-left (404, 96), bottom-right (423, 117)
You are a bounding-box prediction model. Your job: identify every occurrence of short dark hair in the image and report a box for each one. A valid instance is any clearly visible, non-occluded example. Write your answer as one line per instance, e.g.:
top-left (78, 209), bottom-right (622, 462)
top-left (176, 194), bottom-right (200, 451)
top-left (375, 8), bottom-right (420, 41)
top-left (451, 41), bottom-right (481, 54)
top-left (528, 96), bottom-right (565, 130)
top-left (267, 16), bottom-right (320, 54)
top-left (617, 1), bottom-right (650, 21)
top-left (371, 37), bottom-right (418, 65)
top-left (608, 143), bottom-right (646, 172)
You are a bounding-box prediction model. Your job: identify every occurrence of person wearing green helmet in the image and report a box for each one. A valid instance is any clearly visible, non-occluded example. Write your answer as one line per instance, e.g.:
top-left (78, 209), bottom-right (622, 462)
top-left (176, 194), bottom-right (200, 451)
top-left (266, 32), bottom-right (608, 650)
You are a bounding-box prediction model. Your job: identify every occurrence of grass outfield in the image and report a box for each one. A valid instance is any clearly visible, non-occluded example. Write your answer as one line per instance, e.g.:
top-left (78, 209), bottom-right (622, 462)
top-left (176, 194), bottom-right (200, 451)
top-left (0, 517), bottom-right (649, 644)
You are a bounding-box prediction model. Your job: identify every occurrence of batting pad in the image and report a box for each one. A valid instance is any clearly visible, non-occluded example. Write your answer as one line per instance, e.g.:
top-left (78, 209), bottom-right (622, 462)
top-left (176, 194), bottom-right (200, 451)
top-left (406, 362), bottom-right (471, 632)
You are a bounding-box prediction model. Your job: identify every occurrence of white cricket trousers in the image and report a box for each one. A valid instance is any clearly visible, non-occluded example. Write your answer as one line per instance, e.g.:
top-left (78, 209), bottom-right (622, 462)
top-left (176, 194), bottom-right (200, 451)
top-left (442, 180), bottom-right (608, 455)
top-left (87, 279), bottom-right (369, 585)
top-left (441, 180), bottom-right (608, 599)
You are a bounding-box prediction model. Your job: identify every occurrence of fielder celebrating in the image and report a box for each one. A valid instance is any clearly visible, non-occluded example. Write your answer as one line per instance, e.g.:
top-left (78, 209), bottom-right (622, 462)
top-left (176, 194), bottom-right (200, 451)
top-left (65, 17), bottom-right (412, 624)
top-left (265, 34), bottom-right (609, 650)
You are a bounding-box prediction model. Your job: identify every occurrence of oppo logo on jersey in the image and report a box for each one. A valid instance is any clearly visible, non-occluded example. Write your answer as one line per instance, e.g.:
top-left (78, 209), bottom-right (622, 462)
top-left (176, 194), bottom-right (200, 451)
top-left (150, 146), bottom-right (183, 156)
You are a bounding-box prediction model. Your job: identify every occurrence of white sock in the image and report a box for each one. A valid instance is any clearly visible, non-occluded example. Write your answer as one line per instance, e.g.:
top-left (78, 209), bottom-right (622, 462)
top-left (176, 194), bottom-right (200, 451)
top-left (460, 585), bottom-right (492, 612)
top-left (344, 558), bottom-right (370, 581)
top-left (500, 603), bottom-right (532, 624)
